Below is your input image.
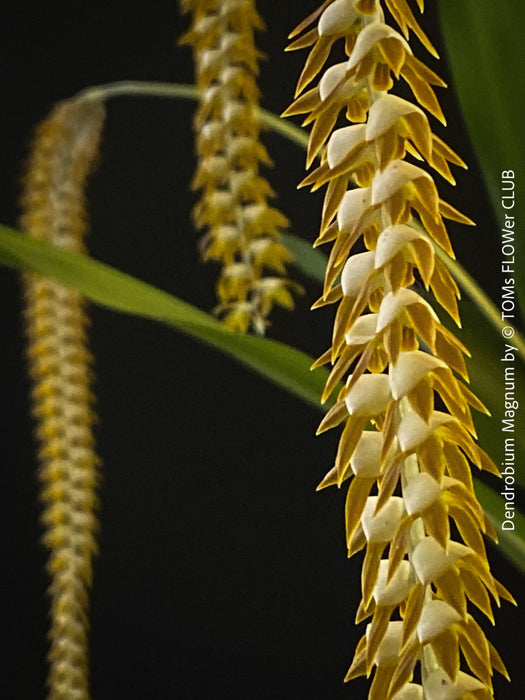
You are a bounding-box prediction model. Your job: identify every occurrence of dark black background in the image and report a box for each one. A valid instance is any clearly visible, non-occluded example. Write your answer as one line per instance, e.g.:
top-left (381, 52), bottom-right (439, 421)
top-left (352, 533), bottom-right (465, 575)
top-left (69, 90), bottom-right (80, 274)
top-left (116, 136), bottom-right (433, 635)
top-left (1, 2), bottom-right (523, 698)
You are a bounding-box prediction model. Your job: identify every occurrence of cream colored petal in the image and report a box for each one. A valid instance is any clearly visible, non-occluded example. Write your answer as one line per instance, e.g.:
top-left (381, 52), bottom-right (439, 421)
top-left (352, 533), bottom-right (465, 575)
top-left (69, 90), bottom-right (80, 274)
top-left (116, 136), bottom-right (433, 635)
top-left (193, 14), bottom-right (217, 36)
top-left (223, 99), bottom-right (252, 123)
top-left (376, 288), bottom-right (437, 332)
top-left (345, 373), bottom-right (391, 415)
top-left (345, 313), bottom-right (378, 345)
top-left (199, 120), bottom-right (224, 144)
top-left (220, 64), bottom-right (245, 85)
top-left (219, 30), bottom-right (242, 52)
top-left (372, 159), bottom-right (433, 205)
top-left (327, 124), bottom-right (367, 168)
top-left (200, 83), bottom-right (222, 106)
top-left (341, 250), bottom-right (375, 297)
top-left (319, 62), bottom-right (353, 100)
top-left (412, 537), bottom-right (470, 584)
top-left (374, 224), bottom-right (425, 269)
top-left (392, 684), bottom-right (423, 700)
top-left (255, 277), bottom-right (288, 293)
top-left (389, 350), bottom-right (446, 399)
top-left (373, 560), bottom-right (413, 606)
top-left (223, 262), bottom-right (252, 279)
top-left (348, 22), bottom-right (411, 70)
top-left (366, 620), bottom-right (406, 664)
top-left (211, 224), bottom-right (238, 242)
top-left (228, 168), bottom-right (257, 194)
top-left (247, 237), bottom-right (273, 256)
top-left (350, 429), bottom-right (383, 477)
top-left (366, 94), bottom-right (425, 140)
top-left (424, 669), bottom-right (486, 700)
top-left (241, 203), bottom-right (266, 224)
top-left (207, 190), bottom-right (236, 211)
top-left (361, 496), bottom-right (405, 542)
top-left (417, 599), bottom-right (461, 643)
top-left (319, 0), bottom-right (358, 36)
top-left (197, 48), bottom-right (223, 72)
top-left (337, 186), bottom-right (372, 234)
top-left (397, 410), bottom-right (453, 452)
top-left (403, 472), bottom-right (441, 515)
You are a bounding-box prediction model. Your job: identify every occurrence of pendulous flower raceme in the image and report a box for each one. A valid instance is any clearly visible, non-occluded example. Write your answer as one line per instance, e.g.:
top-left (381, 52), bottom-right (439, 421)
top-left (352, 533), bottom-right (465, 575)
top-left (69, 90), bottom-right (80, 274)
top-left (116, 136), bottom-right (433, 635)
top-left (20, 98), bottom-right (105, 700)
top-left (286, 1), bottom-right (514, 697)
top-left (180, 0), bottom-right (301, 334)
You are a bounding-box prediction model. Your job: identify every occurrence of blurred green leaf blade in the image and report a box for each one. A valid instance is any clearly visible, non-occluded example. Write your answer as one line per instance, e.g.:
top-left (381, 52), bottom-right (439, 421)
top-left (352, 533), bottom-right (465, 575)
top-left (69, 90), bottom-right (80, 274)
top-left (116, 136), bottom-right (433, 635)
top-left (439, 0), bottom-right (525, 311)
top-left (0, 224), bottom-right (327, 409)
top-left (453, 301), bottom-right (525, 489)
top-left (281, 232), bottom-right (326, 284)
top-left (475, 479), bottom-right (525, 575)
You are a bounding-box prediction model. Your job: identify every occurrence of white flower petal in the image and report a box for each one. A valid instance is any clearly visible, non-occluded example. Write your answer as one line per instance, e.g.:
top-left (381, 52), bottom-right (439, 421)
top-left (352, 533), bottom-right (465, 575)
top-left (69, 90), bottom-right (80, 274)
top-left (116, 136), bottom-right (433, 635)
top-left (193, 15), bottom-right (218, 36)
top-left (319, 0), bottom-right (358, 37)
top-left (198, 48), bottom-right (222, 71)
top-left (372, 160), bottom-right (433, 205)
top-left (403, 472), bottom-right (441, 515)
top-left (208, 190), bottom-right (236, 210)
top-left (345, 373), bottom-right (391, 416)
top-left (397, 410), bottom-right (453, 452)
top-left (350, 430), bottom-right (383, 477)
top-left (337, 187), bottom-right (372, 234)
top-left (366, 94), bottom-right (424, 140)
top-left (319, 62), bottom-right (353, 101)
top-left (348, 22), bottom-right (411, 70)
top-left (220, 31), bottom-right (243, 53)
top-left (392, 684), bottom-right (423, 700)
top-left (367, 620), bottom-right (409, 665)
top-left (345, 313), bottom-right (378, 345)
top-left (424, 669), bottom-right (486, 700)
top-left (373, 560), bottom-right (413, 606)
top-left (374, 224), bottom-right (425, 269)
top-left (361, 496), bottom-right (405, 542)
top-left (213, 224), bottom-right (239, 242)
top-left (199, 120), bottom-right (223, 143)
top-left (376, 288), bottom-right (437, 332)
top-left (412, 537), bottom-right (470, 584)
top-left (242, 203), bottom-right (266, 224)
top-left (223, 262), bottom-right (251, 279)
top-left (389, 350), bottom-right (446, 400)
top-left (223, 99), bottom-right (251, 123)
top-left (327, 125), bottom-right (367, 169)
top-left (341, 250), bottom-right (375, 297)
top-left (417, 600), bottom-right (461, 643)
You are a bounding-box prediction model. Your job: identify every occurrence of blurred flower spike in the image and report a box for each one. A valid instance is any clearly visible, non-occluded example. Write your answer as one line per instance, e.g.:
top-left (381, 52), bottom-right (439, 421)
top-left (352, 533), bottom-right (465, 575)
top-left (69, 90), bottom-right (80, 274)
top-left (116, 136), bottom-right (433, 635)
top-left (181, 0), bottom-right (302, 334)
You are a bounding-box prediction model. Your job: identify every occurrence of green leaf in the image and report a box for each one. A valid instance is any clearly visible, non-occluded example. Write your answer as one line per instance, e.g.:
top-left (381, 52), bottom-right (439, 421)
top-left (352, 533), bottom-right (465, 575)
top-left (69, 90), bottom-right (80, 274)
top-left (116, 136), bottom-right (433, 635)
top-left (281, 232), bottom-right (327, 284)
top-left (456, 301), bottom-right (525, 489)
top-left (438, 0), bottom-right (525, 311)
top-left (0, 224), bottom-right (327, 409)
top-left (475, 479), bottom-right (525, 575)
